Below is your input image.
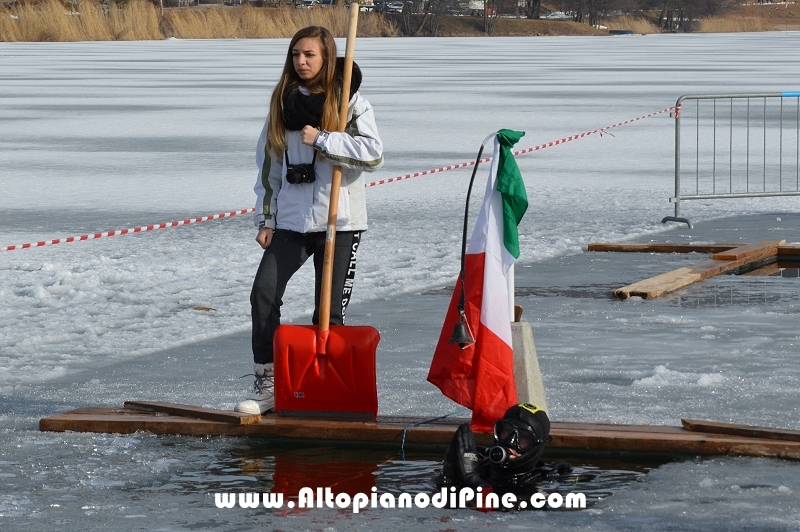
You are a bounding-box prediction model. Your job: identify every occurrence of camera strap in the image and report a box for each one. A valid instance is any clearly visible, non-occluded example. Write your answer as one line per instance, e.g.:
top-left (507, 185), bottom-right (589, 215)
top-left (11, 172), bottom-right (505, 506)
top-left (284, 146), bottom-right (317, 172)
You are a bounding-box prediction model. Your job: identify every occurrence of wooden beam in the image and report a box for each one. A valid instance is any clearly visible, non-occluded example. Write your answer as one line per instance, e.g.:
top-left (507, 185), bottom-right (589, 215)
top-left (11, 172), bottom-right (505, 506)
top-left (124, 401), bottom-right (261, 425)
top-left (682, 419), bottom-right (800, 442)
top-left (38, 406), bottom-right (800, 460)
top-left (549, 424), bottom-right (800, 460)
top-left (588, 242), bottom-right (800, 258)
top-left (614, 240), bottom-right (784, 299)
top-left (777, 244), bottom-right (800, 259)
top-left (39, 408), bottom-right (235, 436)
top-left (712, 239), bottom-right (786, 260)
top-left (39, 407), bottom-right (474, 445)
top-left (588, 242), bottom-right (739, 254)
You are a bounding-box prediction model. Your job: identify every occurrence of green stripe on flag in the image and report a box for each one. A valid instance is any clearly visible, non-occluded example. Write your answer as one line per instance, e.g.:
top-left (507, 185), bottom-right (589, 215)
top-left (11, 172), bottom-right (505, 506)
top-left (495, 129), bottom-right (528, 259)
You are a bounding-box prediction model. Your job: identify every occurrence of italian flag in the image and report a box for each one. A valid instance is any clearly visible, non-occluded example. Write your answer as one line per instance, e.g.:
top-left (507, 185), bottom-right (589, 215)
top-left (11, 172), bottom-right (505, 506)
top-left (427, 129), bottom-right (528, 432)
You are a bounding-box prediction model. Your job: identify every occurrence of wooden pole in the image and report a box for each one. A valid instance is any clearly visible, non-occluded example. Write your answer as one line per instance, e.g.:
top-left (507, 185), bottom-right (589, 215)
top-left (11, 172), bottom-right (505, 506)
top-left (317, 2), bottom-right (359, 356)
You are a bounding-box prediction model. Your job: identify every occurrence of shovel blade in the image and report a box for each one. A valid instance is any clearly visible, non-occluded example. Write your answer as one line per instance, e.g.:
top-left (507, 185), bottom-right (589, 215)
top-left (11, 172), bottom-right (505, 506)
top-left (273, 324), bottom-right (379, 419)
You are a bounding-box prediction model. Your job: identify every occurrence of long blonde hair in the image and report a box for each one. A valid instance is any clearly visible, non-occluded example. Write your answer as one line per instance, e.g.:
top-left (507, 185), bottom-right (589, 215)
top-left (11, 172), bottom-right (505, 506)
top-left (267, 26), bottom-right (341, 156)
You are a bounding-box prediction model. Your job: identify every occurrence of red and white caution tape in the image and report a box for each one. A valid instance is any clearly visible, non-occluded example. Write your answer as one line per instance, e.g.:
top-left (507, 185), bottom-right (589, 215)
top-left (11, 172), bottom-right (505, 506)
top-left (365, 159), bottom-right (490, 188)
top-left (2, 106), bottom-right (674, 252)
top-left (513, 105), bottom-right (676, 156)
top-left (1, 209), bottom-right (255, 252)
top-left (363, 106), bottom-right (676, 187)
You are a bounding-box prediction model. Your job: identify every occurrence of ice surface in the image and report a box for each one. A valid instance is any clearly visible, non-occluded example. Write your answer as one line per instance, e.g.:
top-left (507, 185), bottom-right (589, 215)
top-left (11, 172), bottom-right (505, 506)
top-left (2, 33), bottom-right (800, 529)
top-left (3, 33), bottom-right (800, 389)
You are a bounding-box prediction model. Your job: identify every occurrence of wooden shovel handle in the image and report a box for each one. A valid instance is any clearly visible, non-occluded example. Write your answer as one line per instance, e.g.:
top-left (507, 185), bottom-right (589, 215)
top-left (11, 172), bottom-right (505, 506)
top-left (318, 2), bottom-right (359, 345)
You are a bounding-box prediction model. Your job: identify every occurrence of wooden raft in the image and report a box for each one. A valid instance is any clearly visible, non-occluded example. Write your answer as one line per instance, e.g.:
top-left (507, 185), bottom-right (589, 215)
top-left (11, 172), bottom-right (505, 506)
top-left (587, 240), bottom-right (800, 299)
top-left (39, 401), bottom-right (800, 460)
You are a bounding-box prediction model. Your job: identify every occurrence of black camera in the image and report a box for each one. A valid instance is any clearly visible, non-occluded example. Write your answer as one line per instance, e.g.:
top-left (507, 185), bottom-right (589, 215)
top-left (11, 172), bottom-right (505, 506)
top-left (285, 163), bottom-right (316, 184)
top-left (488, 445), bottom-right (509, 465)
top-left (284, 149), bottom-right (316, 185)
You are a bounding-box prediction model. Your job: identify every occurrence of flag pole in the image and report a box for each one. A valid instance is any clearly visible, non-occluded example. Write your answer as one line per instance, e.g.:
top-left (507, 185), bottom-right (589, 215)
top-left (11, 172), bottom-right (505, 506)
top-left (449, 131), bottom-right (498, 348)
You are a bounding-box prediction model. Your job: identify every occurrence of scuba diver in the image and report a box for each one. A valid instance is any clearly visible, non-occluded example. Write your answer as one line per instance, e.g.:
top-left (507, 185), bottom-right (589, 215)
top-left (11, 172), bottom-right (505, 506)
top-left (435, 402), bottom-right (573, 493)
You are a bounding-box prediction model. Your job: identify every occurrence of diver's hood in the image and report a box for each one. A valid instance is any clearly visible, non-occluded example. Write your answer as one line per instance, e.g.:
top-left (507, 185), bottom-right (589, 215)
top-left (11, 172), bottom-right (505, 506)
top-left (492, 403), bottom-right (550, 477)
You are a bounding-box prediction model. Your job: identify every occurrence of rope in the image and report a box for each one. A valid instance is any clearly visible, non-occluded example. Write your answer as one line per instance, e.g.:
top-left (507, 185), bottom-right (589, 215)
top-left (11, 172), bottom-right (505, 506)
top-left (1, 106), bottom-right (675, 252)
top-left (363, 105), bottom-right (676, 187)
top-left (399, 407), bottom-right (469, 460)
top-left (0, 209), bottom-right (254, 252)
top-left (365, 160), bottom-right (490, 188)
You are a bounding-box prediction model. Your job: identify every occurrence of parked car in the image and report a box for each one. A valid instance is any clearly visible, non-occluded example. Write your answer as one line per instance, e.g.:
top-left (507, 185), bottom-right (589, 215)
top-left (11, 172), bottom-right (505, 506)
top-left (385, 1), bottom-right (403, 13)
top-left (297, 0), bottom-right (319, 8)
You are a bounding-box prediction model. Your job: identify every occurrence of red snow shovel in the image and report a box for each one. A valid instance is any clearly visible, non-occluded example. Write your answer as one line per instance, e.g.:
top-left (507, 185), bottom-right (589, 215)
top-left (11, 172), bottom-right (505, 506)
top-left (273, 3), bottom-right (380, 420)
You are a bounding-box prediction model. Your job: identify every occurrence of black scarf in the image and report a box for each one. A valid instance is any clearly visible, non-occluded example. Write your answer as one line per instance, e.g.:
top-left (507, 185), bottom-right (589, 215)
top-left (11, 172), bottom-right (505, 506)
top-left (282, 59), bottom-right (362, 132)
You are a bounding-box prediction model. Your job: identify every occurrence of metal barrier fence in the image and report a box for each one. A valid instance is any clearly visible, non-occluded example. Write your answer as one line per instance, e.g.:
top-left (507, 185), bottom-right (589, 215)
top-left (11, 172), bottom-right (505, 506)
top-left (663, 92), bottom-right (800, 228)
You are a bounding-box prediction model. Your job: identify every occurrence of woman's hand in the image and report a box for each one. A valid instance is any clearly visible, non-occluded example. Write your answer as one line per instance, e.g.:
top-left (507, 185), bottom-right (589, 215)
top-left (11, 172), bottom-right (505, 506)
top-left (300, 125), bottom-right (320, 146)
top-left (256, 227), bottom-right (274, 249)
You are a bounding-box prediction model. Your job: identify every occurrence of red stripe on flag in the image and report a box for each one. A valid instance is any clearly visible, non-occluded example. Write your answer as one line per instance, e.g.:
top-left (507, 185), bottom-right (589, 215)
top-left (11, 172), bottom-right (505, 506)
top-left (427, 252), bottom-right (517, 432)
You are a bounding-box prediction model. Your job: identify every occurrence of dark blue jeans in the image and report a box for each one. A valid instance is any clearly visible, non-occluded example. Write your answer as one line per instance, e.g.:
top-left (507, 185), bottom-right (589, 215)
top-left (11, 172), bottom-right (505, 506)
top-left (250, 229), bottom-right (360, 365)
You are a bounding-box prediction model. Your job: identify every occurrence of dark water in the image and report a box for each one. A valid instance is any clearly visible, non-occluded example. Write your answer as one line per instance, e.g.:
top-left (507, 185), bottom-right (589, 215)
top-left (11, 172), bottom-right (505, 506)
top-left (140, 437), bottom-right (663, 507)
top-left (1, 424), bottom-right (669, 528)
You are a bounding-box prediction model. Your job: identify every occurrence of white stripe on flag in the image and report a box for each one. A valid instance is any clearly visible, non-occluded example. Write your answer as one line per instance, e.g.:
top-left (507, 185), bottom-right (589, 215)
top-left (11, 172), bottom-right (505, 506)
top-left (467, 137), bottom-right (513, 348)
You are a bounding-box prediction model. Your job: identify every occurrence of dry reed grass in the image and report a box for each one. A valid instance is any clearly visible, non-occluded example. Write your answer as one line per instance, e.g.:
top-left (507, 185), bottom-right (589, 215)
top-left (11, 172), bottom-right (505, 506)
top-left (0, 0), bottom-right (161, 41)
top-left (1, 1), bottom-right (398, 42)
top-left (698, 16), bottom-right (765, 33)
top-left (108, 1), bottom-right (162, 40)
top-left (602, 15), bottom-right (657, 35)
top-left (163, 5), bottom-right (397, 39)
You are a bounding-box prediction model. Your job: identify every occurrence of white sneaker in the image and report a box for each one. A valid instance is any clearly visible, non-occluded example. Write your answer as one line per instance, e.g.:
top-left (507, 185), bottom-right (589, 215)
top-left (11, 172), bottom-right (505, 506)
top-left (235, 363), bottom-right (274, 415)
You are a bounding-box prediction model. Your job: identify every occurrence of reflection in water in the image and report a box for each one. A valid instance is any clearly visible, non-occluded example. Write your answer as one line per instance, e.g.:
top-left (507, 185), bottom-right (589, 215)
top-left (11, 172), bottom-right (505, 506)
top-left (152, 438), bottom-right (670, 509)
top-left (273, 450), bottom-right (379, 499)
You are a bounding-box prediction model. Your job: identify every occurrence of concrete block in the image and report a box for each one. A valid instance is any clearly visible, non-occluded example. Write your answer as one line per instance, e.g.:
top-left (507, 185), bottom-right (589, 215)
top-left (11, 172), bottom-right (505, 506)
top-left (511, 321), bottom-right (548, 412)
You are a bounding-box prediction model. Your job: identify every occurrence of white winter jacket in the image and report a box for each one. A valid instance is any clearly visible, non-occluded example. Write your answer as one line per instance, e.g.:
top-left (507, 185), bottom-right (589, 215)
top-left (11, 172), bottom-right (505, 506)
top-left (253, 90), bottom-right (383, 233)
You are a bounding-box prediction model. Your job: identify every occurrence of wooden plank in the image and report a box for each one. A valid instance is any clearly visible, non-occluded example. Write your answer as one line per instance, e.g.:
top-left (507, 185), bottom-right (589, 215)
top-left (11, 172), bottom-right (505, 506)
top-left (549, 426), bottom-right (800, 460)
top-left (38, 406), bottom-right (800, 460)
top-left (777, 244), bottom-right (800, 259)
top-left (39, 407), bottom-right (471, 444)
top-left (588, 242), bottom-right (739, 254)
top-left (124, 401), bottom-right (261, 425)
top-left (39, 409), bottom-right (250, 436)
top-left (614, 241), bottom-right (783, 299)
top-left (553, 421), bottom-right (688, 434)
top-left (712, 239), bottom-right (785, 260)
top-left (682, 418), bottom-right (800, 442)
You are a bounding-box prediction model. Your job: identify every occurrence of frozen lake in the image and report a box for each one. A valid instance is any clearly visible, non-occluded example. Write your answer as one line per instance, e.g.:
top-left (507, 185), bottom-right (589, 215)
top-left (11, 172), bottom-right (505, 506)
top-left (2, 32), bottom-right (800, 529)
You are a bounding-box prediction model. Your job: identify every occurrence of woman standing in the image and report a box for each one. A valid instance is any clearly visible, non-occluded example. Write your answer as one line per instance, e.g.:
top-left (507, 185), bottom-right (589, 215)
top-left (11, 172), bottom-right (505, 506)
top-left (236, 26), bottom-right (383, 415)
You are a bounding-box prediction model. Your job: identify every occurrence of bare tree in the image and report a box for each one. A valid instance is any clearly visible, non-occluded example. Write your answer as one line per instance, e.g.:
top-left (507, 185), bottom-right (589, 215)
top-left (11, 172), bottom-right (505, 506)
top-left (428, 0), bottom-right (468, 35)
top-left (550, 0), bottom-right (736, 29)
top-left (483, 0), bottom-right (515, 34)
top-left (483, 0), bottom-right (498, 34)
top-left (553, 0), bottom-right (613, 26)
top-left (401, 1), bottom-right (414, 35)
top-left (640, 0), bottom-right (736, 31)
top-left (525, 0), bottom-right (541, 19)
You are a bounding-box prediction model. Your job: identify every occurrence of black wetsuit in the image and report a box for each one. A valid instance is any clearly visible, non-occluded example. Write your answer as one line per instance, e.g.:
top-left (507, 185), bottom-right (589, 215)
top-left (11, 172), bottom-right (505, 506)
top-left (435, 423), bottom-right (573, 494)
